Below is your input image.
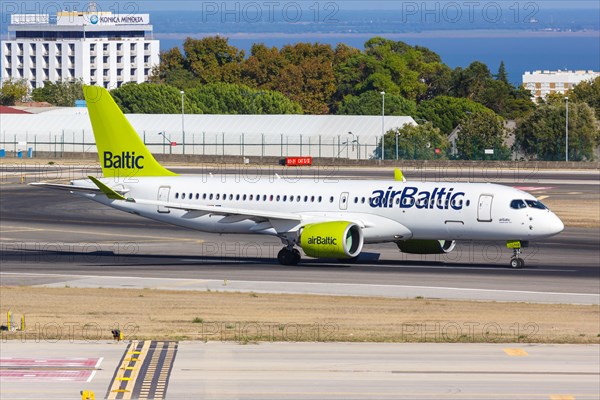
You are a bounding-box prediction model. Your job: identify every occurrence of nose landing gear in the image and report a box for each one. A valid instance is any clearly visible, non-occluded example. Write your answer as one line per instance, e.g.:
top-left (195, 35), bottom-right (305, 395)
top-left (510, 248), bottom-right (525, 269)
top-left (507, 240), bottom-right (527, 269)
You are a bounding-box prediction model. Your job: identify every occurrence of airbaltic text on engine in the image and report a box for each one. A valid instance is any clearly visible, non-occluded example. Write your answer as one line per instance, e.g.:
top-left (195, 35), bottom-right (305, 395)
top-left (307, 236), bottom-right (338, 245)
top-left (103, 151), bottom-right (144, 169)
top-left (370, 186), bottom-right (466, 209)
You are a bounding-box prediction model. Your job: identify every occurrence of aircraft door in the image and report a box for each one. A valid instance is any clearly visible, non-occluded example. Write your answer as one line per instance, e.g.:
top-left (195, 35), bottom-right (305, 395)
top-left (477, 194), bottom-right (493, 222)
top-left (339, 192), bottom-right (349, 210)
top-left (157, 186), bottom-right (171, 213)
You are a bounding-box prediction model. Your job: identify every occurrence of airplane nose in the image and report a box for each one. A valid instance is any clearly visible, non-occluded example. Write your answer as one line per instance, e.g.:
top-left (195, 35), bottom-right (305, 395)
top-left (549, 213), bottom-right (565, 235)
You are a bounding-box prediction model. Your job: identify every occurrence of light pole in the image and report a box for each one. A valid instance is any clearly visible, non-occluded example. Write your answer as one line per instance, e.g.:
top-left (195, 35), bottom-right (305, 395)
top-left (380, 91), bottom-right (385, 160)
top-left (395, 131), bottom-right (399, 160)
top-left (180, 90), bottom-right (185, 155)
top-left (565, 96), bottom-right (569, 162)
top-left (348, 131), bottom-right (355, 152)
top-left (158, 131), bottom-right (173, 155)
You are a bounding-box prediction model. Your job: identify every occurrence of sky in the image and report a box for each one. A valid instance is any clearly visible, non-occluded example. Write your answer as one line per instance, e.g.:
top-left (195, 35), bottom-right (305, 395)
top-left (3, 1), bottom-right (600, 12)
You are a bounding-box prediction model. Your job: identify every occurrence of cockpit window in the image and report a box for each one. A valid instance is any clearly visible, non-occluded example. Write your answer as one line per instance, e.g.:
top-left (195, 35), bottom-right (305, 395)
top-left (510, 199), bottom-right (527, 209)
top-left (525, 199), bottom-right (548, 210)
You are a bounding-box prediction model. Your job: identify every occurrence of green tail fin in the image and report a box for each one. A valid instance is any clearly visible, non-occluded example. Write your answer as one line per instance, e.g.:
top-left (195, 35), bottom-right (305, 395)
top-left (84, 86), bottom-right (177, 178)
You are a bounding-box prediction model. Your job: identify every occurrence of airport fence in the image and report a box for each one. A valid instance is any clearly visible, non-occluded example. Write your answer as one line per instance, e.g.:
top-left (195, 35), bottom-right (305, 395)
top-left (0, 130), bottom-right (383, 160)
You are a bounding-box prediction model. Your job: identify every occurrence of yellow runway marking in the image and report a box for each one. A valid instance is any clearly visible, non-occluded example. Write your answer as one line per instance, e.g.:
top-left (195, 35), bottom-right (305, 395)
top-left (503, 348), bottom-right (529, 357)
top-left (537, 195), bottom-right (550, 200)
top-left (107, 340), bottom-right (151, 400)
top-left (549, 396), bottom-right (576, 400)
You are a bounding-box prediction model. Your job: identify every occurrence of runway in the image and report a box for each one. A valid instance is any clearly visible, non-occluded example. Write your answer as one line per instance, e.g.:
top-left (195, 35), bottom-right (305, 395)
top-left (1, 341), bottom-right (598, 400)
top-left (1, 168), bottom-right (599, 303)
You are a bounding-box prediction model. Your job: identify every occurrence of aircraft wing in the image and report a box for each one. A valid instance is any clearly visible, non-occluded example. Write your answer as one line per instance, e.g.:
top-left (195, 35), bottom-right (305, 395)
top-left (30, 182), bottom-right (102, 194)
top-left (30, 181), bottom-right (130, 196)
top-left (133, 198), bottom-right (303, 222)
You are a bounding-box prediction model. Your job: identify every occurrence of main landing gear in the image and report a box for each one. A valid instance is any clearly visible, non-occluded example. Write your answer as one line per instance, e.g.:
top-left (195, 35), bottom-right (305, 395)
top-left (277, 246), bottom-right (301, 266)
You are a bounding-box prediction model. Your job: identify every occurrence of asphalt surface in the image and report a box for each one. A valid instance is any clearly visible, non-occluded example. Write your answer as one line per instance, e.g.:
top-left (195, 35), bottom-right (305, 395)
top-left (1, 167), bottom-right (599, 303)
top-left (1, 167), bottom-right (599, 400)
top-left (1, 341), bottom-right (599, 400)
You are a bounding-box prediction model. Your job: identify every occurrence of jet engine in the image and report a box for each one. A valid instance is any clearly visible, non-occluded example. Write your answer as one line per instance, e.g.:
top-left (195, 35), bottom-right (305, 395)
top-left (396, 239), bottom-right (456, 254)
top-left (299, 221), bottom-right (364, 259)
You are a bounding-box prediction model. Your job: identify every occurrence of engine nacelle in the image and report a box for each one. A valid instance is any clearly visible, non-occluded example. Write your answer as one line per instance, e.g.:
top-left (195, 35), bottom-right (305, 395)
top-left (300, 221), bottom-right (364, 259)
top-left (396, 239), bottom-right (456, 254)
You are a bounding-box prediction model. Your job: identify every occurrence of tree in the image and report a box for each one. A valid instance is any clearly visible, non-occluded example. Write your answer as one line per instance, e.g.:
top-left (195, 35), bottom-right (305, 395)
top-left (182, 36), bottom-right (245, 84)
top-left (514, 101), bottom-right (599, 161)
top-left (570, 77), bottom-right (600, 120)
top-left (337, 91), bottom-right (416, 116)
top-left (416, 96), bottom-right (495, 135)
top-left (451, 61), bottom-right (492, 99)
top-left (373, 122), bottom-right (449, 160)
top-left (110, 82), bottom-right (302, 115)
top-left (0, 78), bottom-right (28, 106)
top-left (186, 83), bottom-right (302, 114)
top-left (31, 79), bottom-right (84, 106)
top-left (496, 61), bottom-right (509, 84)
top-left (455, 112), bottom-right (511, 160)
top-left (111, 83), bottom-right (185, 113)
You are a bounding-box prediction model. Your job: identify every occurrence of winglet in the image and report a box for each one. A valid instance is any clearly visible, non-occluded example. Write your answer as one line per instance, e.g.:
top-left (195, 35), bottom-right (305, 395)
top-left (394, 169), bottom-right (406, 182)
top-left (88, 176), bottom-right (127, 201)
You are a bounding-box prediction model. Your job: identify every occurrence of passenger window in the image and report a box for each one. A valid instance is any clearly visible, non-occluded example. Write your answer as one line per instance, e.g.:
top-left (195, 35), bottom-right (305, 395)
top-left (354, 197), bottom-right (358, 204)
top-left (236, 194), bottom-right (240, 201)
top-left (243, 195), bottom-right (247, 201)
top-left (283, 195), bottom-right (287, 202)
top-left (361, 197), bottom-right (365, 204)
top-left (318, 196), bottom-right (322, 202)
top-left (510, 199), bottom-right (527, 210)
top-left (203, 194), bottom-right (207, 200)
top-left (290, 196), bottom-right (294, 202)
top-left (297, 196), bottom-right (301, 202)
top-left (276, 195), bottom-right (281, 201)
top-left (209, 194), bottom-right (213, 200)
top-left (216, 194), bottom-right (220, 200)
top-left (304, 196), bottom-right (308, 202)
top-left (263, 195), bottom-right (267, 201)
top-left (229, 194), bottom-right (233, 200)
top-left (196, 193), bottom-right (200, 200)
top-left (175, 193), bottom-right (179, 199)
top-left (311, 196), bottom-right (315, 202)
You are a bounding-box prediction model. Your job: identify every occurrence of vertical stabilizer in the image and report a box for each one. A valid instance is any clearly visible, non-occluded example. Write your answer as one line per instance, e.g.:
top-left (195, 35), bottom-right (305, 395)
top-left (84, 85), bottom-right (177, 178)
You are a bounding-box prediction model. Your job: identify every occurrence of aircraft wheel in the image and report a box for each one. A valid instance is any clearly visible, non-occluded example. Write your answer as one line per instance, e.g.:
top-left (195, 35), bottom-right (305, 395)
top-left (510, 258), bottom-right (522, 269)
top-left (292, 249), bottom-right (301, 265)
top-left (278, 248), bottom-right (299, 266)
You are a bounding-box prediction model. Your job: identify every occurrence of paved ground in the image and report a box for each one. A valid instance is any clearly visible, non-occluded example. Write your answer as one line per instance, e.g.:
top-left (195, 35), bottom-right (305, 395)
top-left (0, 167), bottom-right (599, 303)
top-left (1, 341), bottom-right (598, 400)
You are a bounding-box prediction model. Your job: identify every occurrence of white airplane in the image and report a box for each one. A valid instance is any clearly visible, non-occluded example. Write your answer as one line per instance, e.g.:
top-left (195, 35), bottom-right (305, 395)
top-left (32, 86), bottom-right (564, 268)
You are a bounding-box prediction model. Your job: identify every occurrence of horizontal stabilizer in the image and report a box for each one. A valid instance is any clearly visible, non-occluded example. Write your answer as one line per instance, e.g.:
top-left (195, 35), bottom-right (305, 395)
top-left (88, 176), bottom-right (127, 200)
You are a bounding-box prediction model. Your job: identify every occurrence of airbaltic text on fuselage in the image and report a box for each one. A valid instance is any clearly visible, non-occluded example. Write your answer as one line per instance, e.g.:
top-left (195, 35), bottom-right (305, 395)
top-left (370, 186), bottom-right (466, 210)
top-left (103, 151), bottom-right (144, 169)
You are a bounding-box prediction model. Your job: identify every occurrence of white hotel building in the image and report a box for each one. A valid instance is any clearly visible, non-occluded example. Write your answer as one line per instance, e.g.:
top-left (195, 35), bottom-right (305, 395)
top-left (522, 70), bottom-right (600, 100)
top-left (1, 11), bottom-right (160, 89)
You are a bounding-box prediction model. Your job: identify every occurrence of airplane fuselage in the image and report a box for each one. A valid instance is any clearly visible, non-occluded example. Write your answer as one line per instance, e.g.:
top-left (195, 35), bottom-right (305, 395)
top-left (79, 176), bottom-right (564, 243)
